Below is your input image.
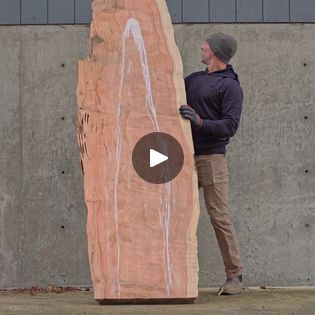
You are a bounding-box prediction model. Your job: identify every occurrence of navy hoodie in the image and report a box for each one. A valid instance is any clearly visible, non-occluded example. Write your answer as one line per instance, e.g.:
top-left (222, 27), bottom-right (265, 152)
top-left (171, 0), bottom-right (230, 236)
top-left (184, 65), bottom-right (243, 155)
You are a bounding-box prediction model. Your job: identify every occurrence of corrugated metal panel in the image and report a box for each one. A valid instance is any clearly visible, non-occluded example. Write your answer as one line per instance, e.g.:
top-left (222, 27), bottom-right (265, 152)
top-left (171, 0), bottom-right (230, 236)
top-left (21, 0), bottom-right (48, 24)
top-left (263, 0), bottom-right (289, 22)
top-left (210, 0), bottom-right (236, 22)
top-left (75, 0), bottom-right (92, 23)
top-left (237, 0), bottom-right (263, 22)
top-left (0, 0), bottom-right (20, 24)
top-left (183, 0), bottom-right (209, 22)
top-left (48, 0), bottom-right (74, 24)
top-left (1, 0), bottom-right (315, 25)
top-left (290, 0), bottom-right (315, 22)
top-left (166, 0), bottom-right (182, 23)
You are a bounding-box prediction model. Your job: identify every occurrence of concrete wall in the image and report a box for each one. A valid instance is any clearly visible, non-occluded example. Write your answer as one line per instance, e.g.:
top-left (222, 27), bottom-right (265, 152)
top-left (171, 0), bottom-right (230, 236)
top-left (0, 24), bottom-right (314, 289)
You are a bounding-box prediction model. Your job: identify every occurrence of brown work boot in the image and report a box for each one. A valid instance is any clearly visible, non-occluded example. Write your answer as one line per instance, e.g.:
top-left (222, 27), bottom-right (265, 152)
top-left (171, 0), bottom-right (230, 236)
top-left (217, 274), bottom-right (244, 296)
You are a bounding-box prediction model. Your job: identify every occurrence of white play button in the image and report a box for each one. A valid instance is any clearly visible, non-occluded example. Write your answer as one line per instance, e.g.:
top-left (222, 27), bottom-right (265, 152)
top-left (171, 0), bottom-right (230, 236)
top-left (150, 149), bottom-right (168, 168)
top-left (132, 132), bottom-right (184, 184)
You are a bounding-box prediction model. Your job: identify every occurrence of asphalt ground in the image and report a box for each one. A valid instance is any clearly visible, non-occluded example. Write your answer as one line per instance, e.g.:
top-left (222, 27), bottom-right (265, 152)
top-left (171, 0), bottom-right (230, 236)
top-left (1, 287), bottom-right (315, 315)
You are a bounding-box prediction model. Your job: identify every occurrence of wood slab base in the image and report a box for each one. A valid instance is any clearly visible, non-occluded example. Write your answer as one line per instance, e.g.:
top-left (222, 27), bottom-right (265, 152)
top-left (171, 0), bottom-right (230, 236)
top-left (96, 298), bottom-right (196, 305)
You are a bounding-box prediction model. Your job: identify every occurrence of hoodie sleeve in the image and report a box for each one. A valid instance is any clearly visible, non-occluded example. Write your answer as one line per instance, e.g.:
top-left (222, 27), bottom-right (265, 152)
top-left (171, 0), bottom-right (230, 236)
top-left (200, 81), bottom-right (243, 138)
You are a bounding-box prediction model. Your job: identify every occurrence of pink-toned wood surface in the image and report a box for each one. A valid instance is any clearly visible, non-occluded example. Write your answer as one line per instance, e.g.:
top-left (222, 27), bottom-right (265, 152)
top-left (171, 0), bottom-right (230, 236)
top-left (76, 0), bottom-right (200, 301)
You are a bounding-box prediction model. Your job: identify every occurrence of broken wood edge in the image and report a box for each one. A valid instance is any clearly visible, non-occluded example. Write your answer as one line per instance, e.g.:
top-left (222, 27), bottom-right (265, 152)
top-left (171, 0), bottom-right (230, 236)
top-left (155, 0), bottom-right (200, 297)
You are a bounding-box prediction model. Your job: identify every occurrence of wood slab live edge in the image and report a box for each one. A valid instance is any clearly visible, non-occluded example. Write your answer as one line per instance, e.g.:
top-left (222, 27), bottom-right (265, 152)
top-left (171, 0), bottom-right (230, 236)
top-left (76, 0), bottom-right (200, 304)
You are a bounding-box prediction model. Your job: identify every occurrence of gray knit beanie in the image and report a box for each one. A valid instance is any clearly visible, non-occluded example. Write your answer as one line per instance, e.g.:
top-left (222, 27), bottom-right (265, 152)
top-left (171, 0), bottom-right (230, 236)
top-left (206, 32), bottom-right (237, 64)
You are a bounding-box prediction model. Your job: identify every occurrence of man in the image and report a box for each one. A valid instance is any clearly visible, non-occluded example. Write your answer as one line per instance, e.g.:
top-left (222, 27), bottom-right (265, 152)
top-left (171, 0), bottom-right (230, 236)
top-left (179, 32), bottom-right (244, 295)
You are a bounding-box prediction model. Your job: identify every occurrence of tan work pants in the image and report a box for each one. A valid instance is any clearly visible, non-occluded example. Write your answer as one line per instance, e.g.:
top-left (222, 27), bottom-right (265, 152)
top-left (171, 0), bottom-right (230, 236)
top-left (195, 154), bottom-right (243, 278)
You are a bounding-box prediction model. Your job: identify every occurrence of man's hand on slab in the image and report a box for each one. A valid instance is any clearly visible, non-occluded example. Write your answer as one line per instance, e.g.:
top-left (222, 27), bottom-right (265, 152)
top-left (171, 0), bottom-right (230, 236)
top-left (179, 105), bottom-right (203, 129)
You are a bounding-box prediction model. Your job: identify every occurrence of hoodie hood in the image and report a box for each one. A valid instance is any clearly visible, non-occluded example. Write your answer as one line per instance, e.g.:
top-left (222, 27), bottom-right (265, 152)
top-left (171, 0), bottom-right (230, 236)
top-left (205, 64), bottom-right (239, 81)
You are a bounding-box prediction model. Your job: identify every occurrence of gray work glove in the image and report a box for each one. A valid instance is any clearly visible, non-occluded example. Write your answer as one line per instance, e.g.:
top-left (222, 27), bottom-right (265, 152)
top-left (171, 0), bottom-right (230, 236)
top-left (179, 105), bottom-right (203, 128)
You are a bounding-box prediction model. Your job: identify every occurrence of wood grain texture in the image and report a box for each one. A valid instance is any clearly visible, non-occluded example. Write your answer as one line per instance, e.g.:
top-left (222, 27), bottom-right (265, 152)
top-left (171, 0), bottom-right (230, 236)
top-left (76, 0), bottom-right (200, 301)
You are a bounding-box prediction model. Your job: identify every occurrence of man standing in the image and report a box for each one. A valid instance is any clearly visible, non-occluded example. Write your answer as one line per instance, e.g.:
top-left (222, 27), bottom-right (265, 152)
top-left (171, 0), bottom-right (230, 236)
top-left (179, 32), bottom-right (244, 295)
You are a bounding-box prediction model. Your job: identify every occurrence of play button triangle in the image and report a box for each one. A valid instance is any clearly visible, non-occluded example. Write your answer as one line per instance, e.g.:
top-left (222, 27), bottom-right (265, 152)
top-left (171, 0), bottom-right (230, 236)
top-left (150, 149), bottom-right (168, 168)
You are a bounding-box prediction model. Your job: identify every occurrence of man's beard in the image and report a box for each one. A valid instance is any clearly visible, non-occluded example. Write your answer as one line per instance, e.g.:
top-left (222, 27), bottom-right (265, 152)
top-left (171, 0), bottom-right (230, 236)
top-left (201, 56), bottom-right (211, 65)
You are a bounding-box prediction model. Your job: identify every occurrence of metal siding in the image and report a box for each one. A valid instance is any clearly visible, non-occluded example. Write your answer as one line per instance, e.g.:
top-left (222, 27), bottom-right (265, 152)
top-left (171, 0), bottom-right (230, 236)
top-left (237, 0), bottom-right (263, 22)
top-left (166, 0), bottom-right (182, 23)
top-left (263, 0), bottom-right (289, 22)
top-left (0, 0), bottom-right (20, 24)
top-left (210, 0), bottom-right (236, 22)
top-left (21, 0), bottom-right (48, 24)
top-left (48, 0), bottom-right (74, 24)
top-left (183, 0), bottom-right (209, 23)
top-left (290, 0), bottom-right (315, 22)
top-left (75, 0), bottom-right (92, 23)
top-left (1, 0), bottom-right (315, 26)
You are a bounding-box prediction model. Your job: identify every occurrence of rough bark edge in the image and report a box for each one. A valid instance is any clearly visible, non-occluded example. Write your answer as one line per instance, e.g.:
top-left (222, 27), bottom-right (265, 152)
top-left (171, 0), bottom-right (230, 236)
top-left (155, 0), bottom-right (200, 298)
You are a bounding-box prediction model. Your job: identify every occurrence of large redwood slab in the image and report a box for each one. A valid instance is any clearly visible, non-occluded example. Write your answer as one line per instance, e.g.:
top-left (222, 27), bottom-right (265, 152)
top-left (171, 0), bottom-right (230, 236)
top-left (76, 0), bottom-right (200, 301)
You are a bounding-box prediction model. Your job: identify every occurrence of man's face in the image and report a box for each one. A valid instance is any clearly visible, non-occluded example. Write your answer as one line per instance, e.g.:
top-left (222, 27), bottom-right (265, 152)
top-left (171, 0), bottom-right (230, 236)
top-left (201, 41), bottom-right (214, 65)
